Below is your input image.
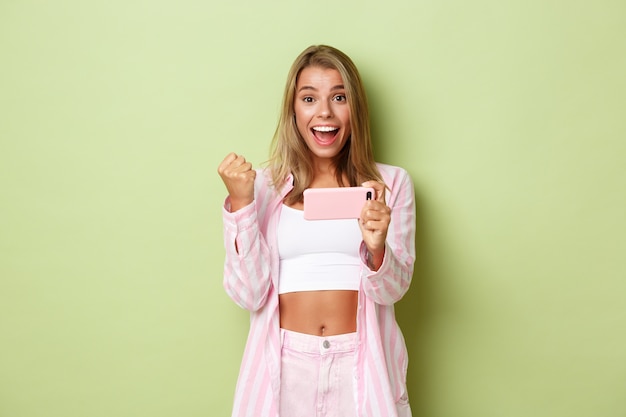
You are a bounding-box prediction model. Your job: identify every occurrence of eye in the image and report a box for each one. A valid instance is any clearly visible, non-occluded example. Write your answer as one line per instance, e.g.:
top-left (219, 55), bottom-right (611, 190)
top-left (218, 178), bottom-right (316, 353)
top-left (302, 96), bottom-right (314, 103)
top-left (333, 94), bottom-right (347, 103)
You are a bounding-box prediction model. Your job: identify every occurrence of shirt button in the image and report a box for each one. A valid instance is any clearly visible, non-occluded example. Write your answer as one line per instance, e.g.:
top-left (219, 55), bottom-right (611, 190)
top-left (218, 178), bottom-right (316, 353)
top-left (323, 340), bottom-right (331, 349)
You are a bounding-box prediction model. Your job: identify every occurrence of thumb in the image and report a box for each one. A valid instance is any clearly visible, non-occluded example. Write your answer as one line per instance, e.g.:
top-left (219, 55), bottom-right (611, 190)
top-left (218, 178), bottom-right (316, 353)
top-left (361, 180), bottom-right (385, 202)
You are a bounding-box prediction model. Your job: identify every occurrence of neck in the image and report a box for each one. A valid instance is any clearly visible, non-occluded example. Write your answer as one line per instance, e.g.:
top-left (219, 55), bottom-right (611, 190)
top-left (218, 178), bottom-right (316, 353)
top-left (311, 161), bottom-right (350, 188)
top-left (310, 159), bottom-right (335, 185)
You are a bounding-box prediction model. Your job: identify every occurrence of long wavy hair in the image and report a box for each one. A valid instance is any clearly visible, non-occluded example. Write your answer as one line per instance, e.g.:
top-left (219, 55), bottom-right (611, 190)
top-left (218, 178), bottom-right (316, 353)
top-left (267, 45), bottom-right (383, 205)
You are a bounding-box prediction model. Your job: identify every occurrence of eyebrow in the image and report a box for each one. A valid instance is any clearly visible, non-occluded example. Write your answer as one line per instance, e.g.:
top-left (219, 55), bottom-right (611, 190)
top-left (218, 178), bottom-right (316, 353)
top-left (297, 84), bottom-right (345, 93)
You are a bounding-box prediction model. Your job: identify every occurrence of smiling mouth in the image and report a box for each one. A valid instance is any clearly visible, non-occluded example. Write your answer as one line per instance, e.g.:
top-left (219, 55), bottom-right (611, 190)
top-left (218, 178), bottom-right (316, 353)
top-left (311, 126), bottom-right (339, 144)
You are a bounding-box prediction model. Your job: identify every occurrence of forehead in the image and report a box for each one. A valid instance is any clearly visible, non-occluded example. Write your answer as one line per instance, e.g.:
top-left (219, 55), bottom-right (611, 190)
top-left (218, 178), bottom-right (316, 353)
top-left (296, 66), bottom-right (345, 89)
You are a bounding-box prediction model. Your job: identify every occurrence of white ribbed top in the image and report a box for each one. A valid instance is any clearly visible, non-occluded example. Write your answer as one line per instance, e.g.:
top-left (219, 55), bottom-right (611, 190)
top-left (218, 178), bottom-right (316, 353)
top-left (277, 204), bottom-right (362, 294)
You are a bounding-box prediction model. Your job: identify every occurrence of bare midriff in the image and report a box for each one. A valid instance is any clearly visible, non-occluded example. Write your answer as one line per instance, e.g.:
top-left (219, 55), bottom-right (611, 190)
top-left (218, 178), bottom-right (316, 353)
top-left (279, 290), bottom-right (358, 336)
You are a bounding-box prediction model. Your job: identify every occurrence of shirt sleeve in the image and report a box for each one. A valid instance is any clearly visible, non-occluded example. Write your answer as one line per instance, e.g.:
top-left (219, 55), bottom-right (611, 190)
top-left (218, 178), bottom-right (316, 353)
top-left (360, 168), bottom-right (416, 305)
top-left (221, 197), bottom-right (272, 311)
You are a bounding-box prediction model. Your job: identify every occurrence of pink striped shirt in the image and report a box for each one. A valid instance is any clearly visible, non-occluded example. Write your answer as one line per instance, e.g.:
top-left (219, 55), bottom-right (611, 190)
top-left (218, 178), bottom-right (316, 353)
top-left (222, 163), bottom-right (416, 417)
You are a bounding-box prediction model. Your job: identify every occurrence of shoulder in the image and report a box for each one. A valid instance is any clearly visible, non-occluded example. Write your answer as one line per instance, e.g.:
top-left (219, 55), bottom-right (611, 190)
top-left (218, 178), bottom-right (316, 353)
top-left (375, 162), bottom-right (415, 206)
top-left (255, 167), bottom-right (272, 179)
top-left (252, 168), bottom-right (276, 190)
top-left (253, 168), bottom-right (294, 201)
top-left (375, 162), bottom-right (412, 186)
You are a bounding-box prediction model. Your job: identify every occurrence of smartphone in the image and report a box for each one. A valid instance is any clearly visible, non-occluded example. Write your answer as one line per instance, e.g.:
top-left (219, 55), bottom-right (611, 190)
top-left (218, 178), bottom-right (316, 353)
top-left (303, 187), bottom-right (374, 220)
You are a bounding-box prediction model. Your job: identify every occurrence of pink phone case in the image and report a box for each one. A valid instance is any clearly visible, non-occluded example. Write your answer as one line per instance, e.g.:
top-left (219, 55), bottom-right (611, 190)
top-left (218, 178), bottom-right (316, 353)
top-left (303, 187), bottom-right (374, 220)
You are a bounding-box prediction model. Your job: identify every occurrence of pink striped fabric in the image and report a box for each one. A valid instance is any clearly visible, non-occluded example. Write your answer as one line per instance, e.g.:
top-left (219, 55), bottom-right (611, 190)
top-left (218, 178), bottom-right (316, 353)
top-left (222, 163), bottom-right (415, 417)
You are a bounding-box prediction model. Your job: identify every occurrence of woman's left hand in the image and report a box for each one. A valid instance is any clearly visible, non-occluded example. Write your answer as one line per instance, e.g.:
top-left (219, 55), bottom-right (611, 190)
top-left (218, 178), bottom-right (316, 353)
top-left (359, 180), bottom-right (390, 270)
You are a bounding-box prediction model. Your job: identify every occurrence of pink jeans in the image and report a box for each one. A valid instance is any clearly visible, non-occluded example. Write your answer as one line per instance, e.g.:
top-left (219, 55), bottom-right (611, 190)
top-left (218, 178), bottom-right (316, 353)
top-left (280, 329), bottom-right (358, 417)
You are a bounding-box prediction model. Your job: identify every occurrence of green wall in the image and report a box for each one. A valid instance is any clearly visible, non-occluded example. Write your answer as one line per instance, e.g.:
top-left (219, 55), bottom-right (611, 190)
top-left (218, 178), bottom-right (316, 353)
top-left (1, 1), bottom-right (624, 416)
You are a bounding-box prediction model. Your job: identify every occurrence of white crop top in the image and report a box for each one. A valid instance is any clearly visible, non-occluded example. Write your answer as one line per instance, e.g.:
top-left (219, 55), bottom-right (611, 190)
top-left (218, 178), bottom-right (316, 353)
top-left (277, 204), bottom-right (362, 294)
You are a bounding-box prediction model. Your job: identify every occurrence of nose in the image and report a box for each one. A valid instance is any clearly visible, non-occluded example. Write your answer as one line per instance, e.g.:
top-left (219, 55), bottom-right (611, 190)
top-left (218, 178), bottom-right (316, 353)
top-left (318, 100), bottom-right (333, 118)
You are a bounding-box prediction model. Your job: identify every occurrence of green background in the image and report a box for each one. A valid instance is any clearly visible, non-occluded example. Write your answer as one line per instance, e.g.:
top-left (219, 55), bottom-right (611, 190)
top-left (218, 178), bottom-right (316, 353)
top-left (1, 0), bottom-right (625, 416)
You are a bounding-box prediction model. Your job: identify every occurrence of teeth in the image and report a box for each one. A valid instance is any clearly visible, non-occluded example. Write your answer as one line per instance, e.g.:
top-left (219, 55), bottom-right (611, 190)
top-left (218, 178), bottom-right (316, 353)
top-left (312, 126), bottom-right (339, 132)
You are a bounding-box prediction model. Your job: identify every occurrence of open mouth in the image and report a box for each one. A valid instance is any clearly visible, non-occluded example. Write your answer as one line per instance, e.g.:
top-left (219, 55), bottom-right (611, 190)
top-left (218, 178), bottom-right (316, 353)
top-left (311, 126), bottom-right (339, 145)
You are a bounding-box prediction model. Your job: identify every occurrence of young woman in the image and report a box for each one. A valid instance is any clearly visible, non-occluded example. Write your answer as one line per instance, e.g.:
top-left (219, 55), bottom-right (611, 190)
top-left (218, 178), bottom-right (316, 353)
top-left (218, 45), bottom-right (416, 417)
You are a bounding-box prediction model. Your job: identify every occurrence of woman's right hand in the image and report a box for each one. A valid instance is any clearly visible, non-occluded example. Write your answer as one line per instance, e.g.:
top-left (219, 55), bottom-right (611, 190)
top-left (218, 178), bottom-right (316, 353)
top-left (217, 153), bottom-right (256, 212)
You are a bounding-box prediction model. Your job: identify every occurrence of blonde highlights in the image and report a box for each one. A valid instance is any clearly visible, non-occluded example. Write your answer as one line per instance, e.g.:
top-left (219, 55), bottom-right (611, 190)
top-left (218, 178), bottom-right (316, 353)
top-left (267, 45), bottom-right (383, 204)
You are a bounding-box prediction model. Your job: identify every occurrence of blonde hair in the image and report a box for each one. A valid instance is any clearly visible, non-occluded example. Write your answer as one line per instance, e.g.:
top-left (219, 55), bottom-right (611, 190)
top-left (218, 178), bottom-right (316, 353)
top-left (267, 45), bottom-right (383, 204)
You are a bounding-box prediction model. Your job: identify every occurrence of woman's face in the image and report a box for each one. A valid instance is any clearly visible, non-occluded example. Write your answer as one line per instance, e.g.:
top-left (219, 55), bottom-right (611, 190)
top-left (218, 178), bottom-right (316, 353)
top-left (293, 66), bottom-right (352, 167)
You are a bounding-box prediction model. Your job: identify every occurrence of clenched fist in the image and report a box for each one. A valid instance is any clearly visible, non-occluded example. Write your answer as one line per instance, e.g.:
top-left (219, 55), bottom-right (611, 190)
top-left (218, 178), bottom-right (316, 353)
top-left (217, 153), bottom-right (256, 212)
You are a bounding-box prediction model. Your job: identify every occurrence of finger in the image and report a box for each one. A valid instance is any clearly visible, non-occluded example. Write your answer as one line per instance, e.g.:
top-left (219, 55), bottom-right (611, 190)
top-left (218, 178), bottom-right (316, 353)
top-left (229, 155), bottom-right (248, 170)
top-left (360, 223), bottom-right (388, 245)
top-left (223, 157), bottom-right (254, 180)
top-left (361, 180), bottom-right (386, 202)
top-left (361, 214), bottom-right (390, 231)
top-left (362, 207), bottom-right (390, 227)
top-left (232, 161), bottom-right (253, 174)
top-left (218, 152), bottom-right (243, 174)
top-left (238, 168), bottom-right (256, 182)
top-left (363, 201), bottom-right (391, 217)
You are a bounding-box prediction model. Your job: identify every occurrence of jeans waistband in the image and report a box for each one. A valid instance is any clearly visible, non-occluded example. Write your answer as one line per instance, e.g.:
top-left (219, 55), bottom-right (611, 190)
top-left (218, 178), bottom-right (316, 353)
top-left (280, 329), bottom-right (357, 355)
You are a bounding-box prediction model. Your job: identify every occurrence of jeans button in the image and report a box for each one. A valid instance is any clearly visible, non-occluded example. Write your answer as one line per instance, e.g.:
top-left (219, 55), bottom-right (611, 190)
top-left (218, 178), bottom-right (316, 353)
top-left (323, 340), bottom-right (330, 349)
